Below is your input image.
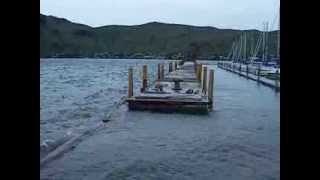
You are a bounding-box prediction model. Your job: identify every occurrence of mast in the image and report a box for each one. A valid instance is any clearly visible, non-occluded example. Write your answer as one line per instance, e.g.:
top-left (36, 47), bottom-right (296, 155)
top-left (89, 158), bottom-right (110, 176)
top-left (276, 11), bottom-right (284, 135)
top-left (238, 36), bottom-right (242, 62)
top-left (228, 42), bottom-right (235, 60)
top-left (277, 6), bottom-right (280, 58)
top-left (265, 21), bottom-right (269, 62)
top-left (250, 33), bottom-right (254, 58)
top-left (244, 32), bottom-right (247, 62)
top-left (262, 22), bottom-right (267, 62)
top-left (262, 23), bottom-right (265, 61)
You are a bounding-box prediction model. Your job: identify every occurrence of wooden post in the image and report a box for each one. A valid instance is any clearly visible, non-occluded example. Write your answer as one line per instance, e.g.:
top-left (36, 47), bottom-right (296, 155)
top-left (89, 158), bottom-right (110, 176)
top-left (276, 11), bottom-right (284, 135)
top-left (128, 68), bottom-right (133, 98)
top-left (174, 61), bottom-right (178, 70)
top-left (157, 63), bottom-right (161, 80)
top-left (160, 64), bottom-right (164, 80)
top-left (246, 65), bottom-right (249, 77)
top-left (208, 69), bottom-right (214, 110)
top-left (202, 66), bottom-right (207, 94)
top-left (169, 62), bottom-right (173, 72)
top-left (196, 64), bottom-right (199, 81)
top-left (172, 62), bottom-right (175, 71)
top-left (198, 64), bottom-right (203, 82)
top-left (275, 69), bottom-right (279, 87)
top-left (141, 65), bottom-right (148, 92)
top-left (257, 65), bottom-right (261, 80)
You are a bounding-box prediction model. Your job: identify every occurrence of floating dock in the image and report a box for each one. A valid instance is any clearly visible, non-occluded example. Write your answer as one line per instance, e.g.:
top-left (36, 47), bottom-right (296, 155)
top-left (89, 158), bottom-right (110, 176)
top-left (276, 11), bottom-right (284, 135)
top-left (218, 62), bottom-right (280, 91)
top-left (126, 61), bottom-right (214, 113)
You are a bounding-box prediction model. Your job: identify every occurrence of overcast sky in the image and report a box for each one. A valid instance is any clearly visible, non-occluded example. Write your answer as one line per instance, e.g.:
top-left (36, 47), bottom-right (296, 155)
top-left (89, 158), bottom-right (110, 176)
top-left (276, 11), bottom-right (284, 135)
top-left (40, 0), bottom-right (279, 30)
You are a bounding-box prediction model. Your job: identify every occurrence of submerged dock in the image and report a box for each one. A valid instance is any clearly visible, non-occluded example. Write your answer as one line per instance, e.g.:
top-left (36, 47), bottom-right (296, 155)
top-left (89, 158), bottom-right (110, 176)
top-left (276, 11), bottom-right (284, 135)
top-left (126, 61), bottom-right (214, 113)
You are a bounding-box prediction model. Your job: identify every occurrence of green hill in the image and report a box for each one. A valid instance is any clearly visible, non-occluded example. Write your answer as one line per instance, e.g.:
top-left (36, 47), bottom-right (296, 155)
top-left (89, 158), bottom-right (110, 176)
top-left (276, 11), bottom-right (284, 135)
top-left (40, 14), bottom-right (279, 59)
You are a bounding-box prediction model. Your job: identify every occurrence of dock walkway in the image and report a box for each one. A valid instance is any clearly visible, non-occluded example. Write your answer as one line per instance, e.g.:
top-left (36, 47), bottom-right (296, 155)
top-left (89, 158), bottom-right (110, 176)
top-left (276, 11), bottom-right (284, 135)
top-left (127, 61), bottom-right (214, 113)
top-left (218, 62), bottom-right (280, 91)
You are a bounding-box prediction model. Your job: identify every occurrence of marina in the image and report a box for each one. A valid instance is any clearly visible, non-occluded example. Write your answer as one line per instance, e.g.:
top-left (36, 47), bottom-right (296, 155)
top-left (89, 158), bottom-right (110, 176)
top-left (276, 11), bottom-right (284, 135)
top-left (40, 0), bottom-right (281, 179)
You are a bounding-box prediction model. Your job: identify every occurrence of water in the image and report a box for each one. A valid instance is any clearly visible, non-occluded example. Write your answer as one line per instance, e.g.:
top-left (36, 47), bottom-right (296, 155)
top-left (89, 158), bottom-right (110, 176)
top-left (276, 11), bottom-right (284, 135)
top-left (41, 59), bottom-right (279, 179)
top-left (40, 58), bottom-right (163, 147)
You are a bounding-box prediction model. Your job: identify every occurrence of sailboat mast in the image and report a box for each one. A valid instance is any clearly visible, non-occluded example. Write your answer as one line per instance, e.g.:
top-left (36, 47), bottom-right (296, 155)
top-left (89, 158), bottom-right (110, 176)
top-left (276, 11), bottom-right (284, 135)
top-left (277, 6), bottom-right (280, 58)
top-left (265, 21), bottom-right (269, 62)
top-left (239, 35), bottom-right (243, 61)
top-left (244, 32), bottom-right (247, 62)
top-left (262, 22), bottom-right (266, 62)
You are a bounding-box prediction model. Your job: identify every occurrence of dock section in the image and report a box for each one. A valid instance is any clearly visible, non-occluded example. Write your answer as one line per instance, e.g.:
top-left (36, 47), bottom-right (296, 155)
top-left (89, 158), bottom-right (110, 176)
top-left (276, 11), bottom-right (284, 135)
top-left (218, 62), bottom-right (280, 91)
top-left (126, 61), bottom-right (214, 113)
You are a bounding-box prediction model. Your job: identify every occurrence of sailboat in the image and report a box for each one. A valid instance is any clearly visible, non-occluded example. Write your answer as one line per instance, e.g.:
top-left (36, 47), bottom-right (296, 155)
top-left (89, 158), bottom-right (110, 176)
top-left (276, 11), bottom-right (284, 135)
top-left (247, 17), bottom-right (280, 77)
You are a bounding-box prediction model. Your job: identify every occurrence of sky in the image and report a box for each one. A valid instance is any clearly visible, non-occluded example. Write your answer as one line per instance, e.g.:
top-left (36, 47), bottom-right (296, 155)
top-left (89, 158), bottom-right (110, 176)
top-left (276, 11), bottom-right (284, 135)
top-left (40, 0), bottom-right (279, 30)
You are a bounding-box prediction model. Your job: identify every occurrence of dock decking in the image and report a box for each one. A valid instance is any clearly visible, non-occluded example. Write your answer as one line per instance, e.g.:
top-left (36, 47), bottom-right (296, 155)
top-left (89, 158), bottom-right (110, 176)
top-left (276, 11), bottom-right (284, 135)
top-left (126, 61), bottom-right (214, 113)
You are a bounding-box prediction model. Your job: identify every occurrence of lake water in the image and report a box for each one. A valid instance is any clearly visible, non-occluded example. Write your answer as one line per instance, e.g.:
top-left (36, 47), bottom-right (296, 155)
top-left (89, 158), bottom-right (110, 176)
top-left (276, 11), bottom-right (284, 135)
top-left (40, 58), bottom-right (279, 179)
top-left (40, 58), bottom-right (163, 146)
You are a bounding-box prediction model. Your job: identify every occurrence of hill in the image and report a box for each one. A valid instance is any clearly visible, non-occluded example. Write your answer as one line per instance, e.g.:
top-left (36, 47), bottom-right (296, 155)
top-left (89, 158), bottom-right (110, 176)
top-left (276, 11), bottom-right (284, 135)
top-left (40, 14), bottom-right (279, 59)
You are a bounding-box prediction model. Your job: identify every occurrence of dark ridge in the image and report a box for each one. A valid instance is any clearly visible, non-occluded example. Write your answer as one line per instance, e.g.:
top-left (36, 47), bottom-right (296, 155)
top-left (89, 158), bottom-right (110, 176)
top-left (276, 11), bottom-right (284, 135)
top-left (40, 14), bottom-right (279, 59)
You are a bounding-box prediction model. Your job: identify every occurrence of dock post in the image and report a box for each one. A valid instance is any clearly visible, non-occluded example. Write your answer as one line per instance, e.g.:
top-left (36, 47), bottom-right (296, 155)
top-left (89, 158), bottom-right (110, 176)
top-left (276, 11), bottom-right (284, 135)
top-left (174, 61), bottom-right (178, 70)
top-left (208, 69), bottom-right (214, 110)
top-left (257, 65), bottom-right (261, 80)
top-left (202, 66), bottom-right (207, 95)
top-left (128, 68), bottom-right (133, 98)
top-left (169, 62), bottom-right (173, 72)
top-left (275, 69), bottom-right (280, 88)
top-left (157, 64), bottom-right (161, 80)
top-left (198, 64), bottom-right (203, 83)
top-left (196, 64), bottom-right (200, 82)
top-left (141, 65), bottom-right (148, 92)
top-left (160, 64), bottom-right (164, 80)
top-left (172, 62), bottom-right (175, 71)
top-left (246, 64), bottom-right (249, 77)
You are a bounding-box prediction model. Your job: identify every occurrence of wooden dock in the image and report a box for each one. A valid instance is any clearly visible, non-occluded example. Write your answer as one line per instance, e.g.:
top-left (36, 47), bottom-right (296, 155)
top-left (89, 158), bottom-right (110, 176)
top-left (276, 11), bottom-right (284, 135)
top-left (218, 62), bottom-right (280, 91)
top-left (126, 61), bottom-right (214, 113)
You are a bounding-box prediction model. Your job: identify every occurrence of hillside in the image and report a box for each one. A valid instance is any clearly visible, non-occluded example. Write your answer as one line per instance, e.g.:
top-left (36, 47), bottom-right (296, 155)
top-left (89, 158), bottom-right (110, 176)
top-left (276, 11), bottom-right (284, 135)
top-left (40, 14), bottom-right (278, 59)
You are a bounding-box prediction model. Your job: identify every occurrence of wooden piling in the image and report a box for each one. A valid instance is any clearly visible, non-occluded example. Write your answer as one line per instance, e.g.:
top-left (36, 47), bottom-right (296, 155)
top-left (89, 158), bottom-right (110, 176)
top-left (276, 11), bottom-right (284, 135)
top-left (141, 65), bottom-right (148, 92)
top-left (275, 69), bottom-right (279, 87)
top-left (172, 62), bottom-right (175, 71)
top-left (257, 65), bottom-right (261, 79)
top-left (174, 61), bottom-right (178, 70)
top-left (157, 64), bottom-right (161, 80)
top-left (128, 68), bottom-right (133, 98)
top-left (202, 66), bottom-right (207, 94)
top-left (199, 64), bottom-right (203, 82)
top-left (208, 69), bottom-right (214, 110)
top-left (160, 64), bottom-right (164, 80)
top-left (196, 64), bottom-right (200, 82)
top-left (169, 62), bottom-right (173, 72)
top-left (246, 65), bottom-right (249, 76)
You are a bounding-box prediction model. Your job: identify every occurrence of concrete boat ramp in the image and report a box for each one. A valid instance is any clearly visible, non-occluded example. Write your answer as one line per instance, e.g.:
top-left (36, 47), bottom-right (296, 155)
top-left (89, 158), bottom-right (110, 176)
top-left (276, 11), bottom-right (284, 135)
top-left (40, 61), bottom-right (279, 180)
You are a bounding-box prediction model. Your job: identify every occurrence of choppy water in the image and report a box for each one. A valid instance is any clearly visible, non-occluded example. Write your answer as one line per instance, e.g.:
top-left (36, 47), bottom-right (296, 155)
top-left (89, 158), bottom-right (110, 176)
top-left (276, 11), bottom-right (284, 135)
top-left (40, 58), bottom-right (162, 146)
top-left (40, 59), bottom-right (279, 179)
